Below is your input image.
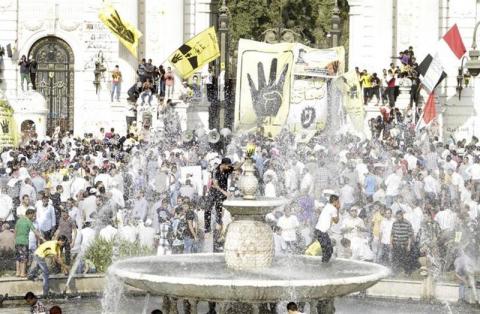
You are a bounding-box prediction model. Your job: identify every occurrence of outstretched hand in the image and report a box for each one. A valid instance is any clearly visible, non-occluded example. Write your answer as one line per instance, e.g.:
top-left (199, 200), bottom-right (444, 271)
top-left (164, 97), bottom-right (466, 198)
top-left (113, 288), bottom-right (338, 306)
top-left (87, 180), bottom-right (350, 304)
top-left (247, 59), bottom-right (289, 122)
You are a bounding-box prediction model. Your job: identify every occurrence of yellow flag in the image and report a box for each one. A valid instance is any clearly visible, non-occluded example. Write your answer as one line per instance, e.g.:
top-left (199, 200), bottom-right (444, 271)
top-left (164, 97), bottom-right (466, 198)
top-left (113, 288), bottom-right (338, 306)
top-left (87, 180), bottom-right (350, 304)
top-left (99, 2), bottom-right (143, 58)
top-left (169, 27), bottom-right (220, 78)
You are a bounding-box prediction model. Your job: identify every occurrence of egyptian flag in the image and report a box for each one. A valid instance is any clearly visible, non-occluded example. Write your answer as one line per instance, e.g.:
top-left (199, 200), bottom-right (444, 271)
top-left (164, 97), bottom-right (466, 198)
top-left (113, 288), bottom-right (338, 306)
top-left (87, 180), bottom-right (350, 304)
top-left (416, 90), bottom-right (437, 130)
top-left (418, 24), bottom-right (466, 92)
top-left (417, 54), bottom-right (446, 93)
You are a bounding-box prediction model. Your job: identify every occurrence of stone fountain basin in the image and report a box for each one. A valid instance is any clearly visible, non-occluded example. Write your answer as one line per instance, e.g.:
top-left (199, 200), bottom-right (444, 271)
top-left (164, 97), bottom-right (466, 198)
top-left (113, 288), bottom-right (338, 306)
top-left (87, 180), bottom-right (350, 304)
top-left (109, 254), bottom-right (390, 302)
top-left (223, 197), bottom-right (287, 218)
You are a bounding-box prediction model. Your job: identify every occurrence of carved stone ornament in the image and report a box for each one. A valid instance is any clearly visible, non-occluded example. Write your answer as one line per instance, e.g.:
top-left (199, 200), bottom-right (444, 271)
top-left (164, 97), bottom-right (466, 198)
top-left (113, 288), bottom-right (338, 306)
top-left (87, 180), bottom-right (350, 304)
top-left (23, 20), bottom-right (44, 32)
top-left (0, 0), bottom-right (13, 13)
top-left (59, 19), bottom-right (82, 32)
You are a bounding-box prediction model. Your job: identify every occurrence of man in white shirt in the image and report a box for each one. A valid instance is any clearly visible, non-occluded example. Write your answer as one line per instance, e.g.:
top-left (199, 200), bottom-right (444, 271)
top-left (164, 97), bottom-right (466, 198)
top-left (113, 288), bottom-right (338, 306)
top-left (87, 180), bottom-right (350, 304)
top-left (423, 171), bottom-right (440, 200)
top-left (385, 172), bottom-right (402, 207)
top-left (99, 224), bottom-right (117, 242)
top-left (315, 194), bottom-right (340, 263)
top-left (0, 186), bottom-right (14, 224)
top-left (16, 194), bottom-right (34, 218)
top-left (137, 219), bottom-right (156, 249)
top-left (378, 208), bottom-right (394, 265)
top-left (339, 180), bottom-right (355, 210)
top-left (35, 195), bottom-right (56, 239)
top-left (19, 178), bottom-right (36, 204)
top-left (300, 168), bottom-right (314, 196)
top-left (277, 205), bottom-right (300, 252)
top-left (434, 208), bottom-right (457, 233)
top-left (404, 149), bottom-right (418, 171)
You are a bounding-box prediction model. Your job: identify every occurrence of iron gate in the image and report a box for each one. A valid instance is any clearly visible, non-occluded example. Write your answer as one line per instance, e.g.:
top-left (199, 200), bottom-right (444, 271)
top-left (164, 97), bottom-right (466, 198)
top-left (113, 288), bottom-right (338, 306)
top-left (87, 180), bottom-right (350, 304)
top-left (29, 37), bottom-right (74, 134)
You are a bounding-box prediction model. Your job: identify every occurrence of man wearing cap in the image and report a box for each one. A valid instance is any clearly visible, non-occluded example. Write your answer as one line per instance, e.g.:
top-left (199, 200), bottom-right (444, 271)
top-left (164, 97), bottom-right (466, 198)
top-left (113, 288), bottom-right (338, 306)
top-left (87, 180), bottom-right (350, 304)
top-left (315, 194), bottom-right (340, 263)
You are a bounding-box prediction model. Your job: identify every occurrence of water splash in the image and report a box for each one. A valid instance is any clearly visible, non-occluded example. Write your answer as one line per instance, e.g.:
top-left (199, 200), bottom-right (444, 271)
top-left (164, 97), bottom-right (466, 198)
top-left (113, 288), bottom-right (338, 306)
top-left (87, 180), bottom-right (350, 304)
top-left (101, 272), bottom-right (126, 314)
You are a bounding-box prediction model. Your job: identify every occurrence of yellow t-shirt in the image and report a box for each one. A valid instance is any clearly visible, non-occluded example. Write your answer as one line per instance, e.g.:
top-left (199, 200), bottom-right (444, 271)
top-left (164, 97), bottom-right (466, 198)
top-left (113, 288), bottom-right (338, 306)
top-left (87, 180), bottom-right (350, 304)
top-left (35, 240), bottom-right (60, 259)
top-left (361, 75), bottom-right (373, 88)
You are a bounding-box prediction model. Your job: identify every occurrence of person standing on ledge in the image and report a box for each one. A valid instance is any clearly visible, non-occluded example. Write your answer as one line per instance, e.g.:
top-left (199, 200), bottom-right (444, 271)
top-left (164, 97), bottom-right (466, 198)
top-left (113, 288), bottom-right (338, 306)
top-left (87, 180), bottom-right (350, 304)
top-left (207, 158), bottom-right (243, 250)
top-left (314, 194), bottom-right (340, 263)
top-left (111, 65), bottom-right (122, 102)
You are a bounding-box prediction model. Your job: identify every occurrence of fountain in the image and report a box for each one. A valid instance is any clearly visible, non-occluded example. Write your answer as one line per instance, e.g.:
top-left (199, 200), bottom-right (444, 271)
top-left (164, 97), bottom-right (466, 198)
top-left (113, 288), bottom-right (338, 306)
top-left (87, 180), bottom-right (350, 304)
top-left (107, 155), bottom-right (390, 313)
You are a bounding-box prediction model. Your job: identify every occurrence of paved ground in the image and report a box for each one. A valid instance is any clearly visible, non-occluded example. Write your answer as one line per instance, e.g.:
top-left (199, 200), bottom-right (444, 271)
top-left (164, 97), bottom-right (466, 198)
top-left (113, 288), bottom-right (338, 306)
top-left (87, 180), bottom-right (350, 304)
top-left (3, 296), bottom-right (480, 313)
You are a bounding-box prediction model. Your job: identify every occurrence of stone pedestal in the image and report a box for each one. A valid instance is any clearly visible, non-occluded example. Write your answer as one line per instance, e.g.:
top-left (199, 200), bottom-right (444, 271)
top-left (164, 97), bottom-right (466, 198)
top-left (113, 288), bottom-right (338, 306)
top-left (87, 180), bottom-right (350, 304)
top-left (224, 219), bottom-right (274, 270)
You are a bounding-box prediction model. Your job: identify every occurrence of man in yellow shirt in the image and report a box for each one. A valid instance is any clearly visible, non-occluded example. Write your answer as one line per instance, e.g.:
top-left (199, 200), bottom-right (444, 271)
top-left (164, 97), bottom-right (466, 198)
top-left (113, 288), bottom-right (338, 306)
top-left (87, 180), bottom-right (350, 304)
top-left (27, 236), bottom-right (69, 296)
top-left (360, 70), bottom-right (373, 105)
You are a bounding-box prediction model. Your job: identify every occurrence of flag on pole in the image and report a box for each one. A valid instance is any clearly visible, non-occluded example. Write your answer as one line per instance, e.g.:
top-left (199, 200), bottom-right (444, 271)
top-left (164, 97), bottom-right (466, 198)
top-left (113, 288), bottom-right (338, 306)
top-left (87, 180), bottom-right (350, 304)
top-left (99, 2), bottom-right (143, 58)
top-left (435, 24), bottom-right (466, 73)
top-left (417, 54), bottom-right (446, 93)
top-left (416, 90), bottom-right (437, 130)
top-left (418, 24), bottom-right (466, 92)
top-left (168, 26), bottom-right (220, 78)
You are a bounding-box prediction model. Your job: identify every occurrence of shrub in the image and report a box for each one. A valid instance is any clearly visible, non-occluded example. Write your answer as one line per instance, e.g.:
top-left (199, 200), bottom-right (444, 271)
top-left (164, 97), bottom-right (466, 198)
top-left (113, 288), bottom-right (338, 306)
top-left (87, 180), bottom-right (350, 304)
top-left (84, 237), bottom-right (155, 273)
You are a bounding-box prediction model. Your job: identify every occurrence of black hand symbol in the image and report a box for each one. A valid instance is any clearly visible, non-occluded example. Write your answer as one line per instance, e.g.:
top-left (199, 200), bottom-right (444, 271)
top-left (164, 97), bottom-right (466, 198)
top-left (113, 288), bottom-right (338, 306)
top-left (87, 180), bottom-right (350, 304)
top-left (107, 10), bottom-right (135, 44)
top-left (0, 119), bottom-right (9, 134)
top-left (247, 59), bottom-right (289, 122)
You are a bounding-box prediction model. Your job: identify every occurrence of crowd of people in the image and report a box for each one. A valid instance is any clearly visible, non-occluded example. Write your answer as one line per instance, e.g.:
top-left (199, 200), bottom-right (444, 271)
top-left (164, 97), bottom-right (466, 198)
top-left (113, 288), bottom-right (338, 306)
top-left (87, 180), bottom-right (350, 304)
top-left (357, 47), bottom-right (429, 144)
top-left (2, 46), bottom-right (480, 310)
top-left (0, 105), bottom-right (479, 303)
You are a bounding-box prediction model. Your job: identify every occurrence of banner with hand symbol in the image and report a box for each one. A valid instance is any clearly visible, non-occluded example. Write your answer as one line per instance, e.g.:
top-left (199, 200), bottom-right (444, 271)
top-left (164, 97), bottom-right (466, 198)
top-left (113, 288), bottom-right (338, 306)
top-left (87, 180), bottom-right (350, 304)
top-left (0, 99), bottom-right (18, 149)
top-left (235, 39), bottom-right (294, 136)
top-left (99, 2), bottom-right (143, 58)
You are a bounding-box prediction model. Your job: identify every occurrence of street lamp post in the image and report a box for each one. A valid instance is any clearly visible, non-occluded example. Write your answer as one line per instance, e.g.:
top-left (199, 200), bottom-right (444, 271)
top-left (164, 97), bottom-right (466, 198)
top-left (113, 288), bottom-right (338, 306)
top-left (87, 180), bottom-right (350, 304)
top-left (217, 0), bottom-right (229, 129)
top-left (455, 21), bottom-right (480, 100)
top-left (464, 21), bottom-right (480, 77)
top-left (331, 0), bottom-right (341, 47)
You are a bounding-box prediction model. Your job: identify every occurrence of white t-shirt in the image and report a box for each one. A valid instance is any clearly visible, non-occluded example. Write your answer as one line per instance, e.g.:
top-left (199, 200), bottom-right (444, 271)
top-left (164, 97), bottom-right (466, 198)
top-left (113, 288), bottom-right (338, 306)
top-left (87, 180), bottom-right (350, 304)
top-left (341, 216), bottom-right (365, 240)
top-left (138, 225), bottom-right (156, 248)
top-left (99, 225), bottom-right (117, 242)
top-left (277, 215), bottom-right (299, 242)
top-left (379, 218), bottom-right (394, 245)
top-left (385, 173), bottom-right (401, 196)
top-left (118, 225), bottom-right (138, 243)
top-left (315, 203), bottom-right (338, 233)
top-left (340, 184), bottom-right (355, 206)
top-left (79, 227), bottom-right (96, 253)
top-left (467, 163), bottom-right (480, 180)
top-left (435, 209), bottom-right (457, 231)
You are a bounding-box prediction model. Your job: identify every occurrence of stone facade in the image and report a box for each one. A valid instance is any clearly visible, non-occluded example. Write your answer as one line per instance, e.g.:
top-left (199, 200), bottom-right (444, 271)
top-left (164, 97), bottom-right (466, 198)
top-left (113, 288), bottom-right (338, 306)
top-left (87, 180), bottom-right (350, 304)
top-left (348, 0), bottom-right (480, 140)
top-left (0, 0), bottom-right (213, 137)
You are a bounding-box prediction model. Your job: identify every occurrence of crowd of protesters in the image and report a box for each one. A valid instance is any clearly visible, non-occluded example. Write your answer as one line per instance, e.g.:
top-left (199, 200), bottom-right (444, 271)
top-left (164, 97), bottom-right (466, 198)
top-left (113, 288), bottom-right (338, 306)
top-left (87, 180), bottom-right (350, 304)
top-left (1, 109), bottom-right (480, 303)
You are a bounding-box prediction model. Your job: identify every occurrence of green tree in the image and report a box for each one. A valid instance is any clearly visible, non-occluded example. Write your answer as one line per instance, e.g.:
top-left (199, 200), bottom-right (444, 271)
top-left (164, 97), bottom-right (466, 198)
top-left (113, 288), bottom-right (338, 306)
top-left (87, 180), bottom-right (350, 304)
top-left (225, 0), bottom-right (349, 50)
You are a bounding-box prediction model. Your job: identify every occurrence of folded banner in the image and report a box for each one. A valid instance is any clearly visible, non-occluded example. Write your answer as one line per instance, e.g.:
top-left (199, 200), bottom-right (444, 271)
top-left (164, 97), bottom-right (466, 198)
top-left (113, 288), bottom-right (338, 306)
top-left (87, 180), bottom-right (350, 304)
top-left (0, 99), bottom-right (18, 149)
top-left (99, 2), bottom-right (143, 58)
top-left (235, 39), bottom-right (344, 137)
top-left (334, 70), bottom-right (364, 133)
top-left (168, 26), bottom-right (220, 79)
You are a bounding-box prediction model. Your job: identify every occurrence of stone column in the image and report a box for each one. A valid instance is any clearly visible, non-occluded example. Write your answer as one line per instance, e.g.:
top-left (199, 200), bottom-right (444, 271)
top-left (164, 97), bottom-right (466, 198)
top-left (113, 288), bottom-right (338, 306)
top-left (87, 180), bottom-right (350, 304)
top-left (347, 0), bottom-right (364, 70)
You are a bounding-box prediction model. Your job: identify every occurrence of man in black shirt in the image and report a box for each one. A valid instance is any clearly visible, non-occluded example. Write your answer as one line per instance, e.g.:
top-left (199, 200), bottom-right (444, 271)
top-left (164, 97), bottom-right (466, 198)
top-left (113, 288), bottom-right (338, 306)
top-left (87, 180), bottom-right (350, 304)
top-left (29, 57), bottom-right (38, 90)
top-left (206, 158), bottom-right (242, 234)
